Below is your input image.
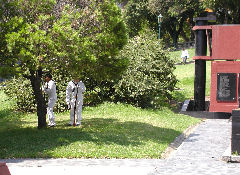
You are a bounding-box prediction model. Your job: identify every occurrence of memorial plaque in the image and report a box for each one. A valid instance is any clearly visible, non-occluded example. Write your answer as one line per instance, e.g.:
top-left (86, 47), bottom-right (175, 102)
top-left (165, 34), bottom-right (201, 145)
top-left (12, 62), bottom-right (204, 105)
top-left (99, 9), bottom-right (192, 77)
top-left (217, 73), bottom-right (237, 101)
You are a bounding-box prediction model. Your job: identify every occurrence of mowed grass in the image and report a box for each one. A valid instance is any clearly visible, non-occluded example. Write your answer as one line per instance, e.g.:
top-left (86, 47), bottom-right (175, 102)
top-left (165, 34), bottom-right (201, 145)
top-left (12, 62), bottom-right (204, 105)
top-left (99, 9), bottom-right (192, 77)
top-left (0, 90), bottom-right (200, 159)
top-left (0, 48), bottom-right (205, 159)
top-left (168, 48), bottom-right (195, 63)
top-left (171, 48), bottom-right (211, 101)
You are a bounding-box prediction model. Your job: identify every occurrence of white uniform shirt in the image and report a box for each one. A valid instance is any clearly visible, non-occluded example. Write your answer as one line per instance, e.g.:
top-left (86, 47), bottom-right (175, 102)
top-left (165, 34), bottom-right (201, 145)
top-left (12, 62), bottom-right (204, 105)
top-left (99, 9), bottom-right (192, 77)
top-left (66, 81), bottom-right (86, 105)
top-left (181, 50), bottom-right (189, 58)
top-left (43, 80), bottom-right (57, 100)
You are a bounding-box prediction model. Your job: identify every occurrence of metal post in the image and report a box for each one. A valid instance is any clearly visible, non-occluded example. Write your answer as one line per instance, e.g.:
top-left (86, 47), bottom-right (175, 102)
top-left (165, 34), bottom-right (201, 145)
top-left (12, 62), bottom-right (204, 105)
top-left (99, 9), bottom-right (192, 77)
top-left (158, 23), bottom-right (161, 39)
top-left (194, 19), bottom-right (207, 111)
top-left (158, 14), bottom-right (163, 40)
top-left (193, 12), bottom-right (216, 111)
top-left (232, 109), bottom-right (240, 155)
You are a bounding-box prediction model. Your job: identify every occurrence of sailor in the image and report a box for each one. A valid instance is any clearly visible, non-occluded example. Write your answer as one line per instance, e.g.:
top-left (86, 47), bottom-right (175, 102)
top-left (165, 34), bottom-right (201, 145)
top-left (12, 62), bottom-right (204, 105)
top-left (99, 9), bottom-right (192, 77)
top-left (66, 78), bottom-right (86, 126)
top-left (42, 73), bottom-right (57, 127)
top-left (181, 47), bottom-right (189, 64)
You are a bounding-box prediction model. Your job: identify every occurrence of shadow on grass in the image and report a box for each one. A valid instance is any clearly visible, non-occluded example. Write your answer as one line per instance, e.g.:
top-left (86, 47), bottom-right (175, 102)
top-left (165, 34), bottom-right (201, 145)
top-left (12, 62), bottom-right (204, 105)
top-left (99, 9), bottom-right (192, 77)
top-left (0, 117), bottom-right (181, 159)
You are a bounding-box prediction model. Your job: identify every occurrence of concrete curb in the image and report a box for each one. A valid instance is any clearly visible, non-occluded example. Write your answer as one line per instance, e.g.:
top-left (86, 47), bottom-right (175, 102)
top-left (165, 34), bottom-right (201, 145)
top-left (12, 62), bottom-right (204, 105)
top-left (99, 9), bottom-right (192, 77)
top-left (222, 145), bottom-right (231, 162)
top-left (222, 145), bottom-right (240, 163)
top-left (161, 120), bottom-right (204, 159)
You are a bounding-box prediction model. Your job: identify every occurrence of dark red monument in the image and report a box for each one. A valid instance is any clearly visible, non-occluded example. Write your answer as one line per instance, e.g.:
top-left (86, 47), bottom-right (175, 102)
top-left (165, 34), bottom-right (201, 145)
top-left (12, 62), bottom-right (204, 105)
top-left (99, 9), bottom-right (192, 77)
top-left (193, 20), bottom-right (240, 113)
top-left (193, 13), bottom-right (240, 156)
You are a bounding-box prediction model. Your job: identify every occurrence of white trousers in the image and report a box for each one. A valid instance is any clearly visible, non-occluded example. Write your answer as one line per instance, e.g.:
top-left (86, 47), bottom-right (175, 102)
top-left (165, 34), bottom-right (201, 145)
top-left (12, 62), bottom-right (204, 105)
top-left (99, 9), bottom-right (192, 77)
top-left (70, 101), bottom-right (83, 125)
top-left (47, 98), bottom-right (57, 126)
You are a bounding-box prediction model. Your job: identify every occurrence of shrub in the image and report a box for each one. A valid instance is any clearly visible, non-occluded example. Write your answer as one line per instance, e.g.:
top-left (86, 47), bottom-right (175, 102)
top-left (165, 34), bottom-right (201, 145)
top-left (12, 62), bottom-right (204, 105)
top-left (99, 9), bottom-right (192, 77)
top-left (2, 78), bottom-right (36, 112)
top-left (114, 28), bottom-right (177, 108)
top-left (2, 74), bottom-right (106, 113)
top-left (2, 75), bottom-right (67, 113)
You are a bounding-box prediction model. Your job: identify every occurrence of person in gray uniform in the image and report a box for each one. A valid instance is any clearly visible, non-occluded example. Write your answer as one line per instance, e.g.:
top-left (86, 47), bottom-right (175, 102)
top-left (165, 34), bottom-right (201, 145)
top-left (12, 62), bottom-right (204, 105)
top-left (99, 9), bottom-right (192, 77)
top-left (42, 73), bottom-right (57, 127)
top-left (66, 78), bottom-right (86, 126)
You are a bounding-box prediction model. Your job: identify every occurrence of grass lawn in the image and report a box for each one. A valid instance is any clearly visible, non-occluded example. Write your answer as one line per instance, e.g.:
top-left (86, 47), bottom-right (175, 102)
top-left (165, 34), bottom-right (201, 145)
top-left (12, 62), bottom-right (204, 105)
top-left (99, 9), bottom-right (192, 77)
top-left (0, 48), bottom-right (206, 159)
top-left (168, 48), bottom-right (195, 64)
top-left (171, 48), bottom-right (211, 101)
top-left (0, 90), bottom-right (200, 159)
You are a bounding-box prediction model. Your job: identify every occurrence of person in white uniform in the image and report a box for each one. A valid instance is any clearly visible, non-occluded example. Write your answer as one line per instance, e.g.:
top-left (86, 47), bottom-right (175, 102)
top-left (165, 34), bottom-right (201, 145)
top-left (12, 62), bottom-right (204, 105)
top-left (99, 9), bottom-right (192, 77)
top-left (66, 78), bottom-right (86, 126)
top-left (42, 73), bottom-right (57, 127)
top-left (181, 48), bottom-right (189, 64)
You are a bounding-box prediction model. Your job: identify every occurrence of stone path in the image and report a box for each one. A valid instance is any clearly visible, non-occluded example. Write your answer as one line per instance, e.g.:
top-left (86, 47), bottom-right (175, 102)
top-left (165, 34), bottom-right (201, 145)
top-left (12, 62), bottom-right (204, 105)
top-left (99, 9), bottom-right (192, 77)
top-left (151, 119), bottom-right (240, 175)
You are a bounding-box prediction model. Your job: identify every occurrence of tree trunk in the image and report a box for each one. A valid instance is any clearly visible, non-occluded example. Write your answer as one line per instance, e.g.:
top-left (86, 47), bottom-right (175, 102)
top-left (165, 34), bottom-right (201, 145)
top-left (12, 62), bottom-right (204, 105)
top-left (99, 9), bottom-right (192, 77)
top-left (172, 32), bottom-right (178, 48)
top-left (168, 25), bottom-right (178, 48)
top-left (29, 69), bottom-right (47, 129)
top-left (180, 30), bottom-right (189, 42)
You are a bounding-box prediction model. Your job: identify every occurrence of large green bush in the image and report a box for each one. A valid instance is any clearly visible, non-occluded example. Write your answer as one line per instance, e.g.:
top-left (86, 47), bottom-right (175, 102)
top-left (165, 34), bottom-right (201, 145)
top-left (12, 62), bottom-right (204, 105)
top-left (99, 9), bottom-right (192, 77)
top-left (114, 28), bottom-right (177, 108)
top-left (2, 77), bottom-right (36, 112)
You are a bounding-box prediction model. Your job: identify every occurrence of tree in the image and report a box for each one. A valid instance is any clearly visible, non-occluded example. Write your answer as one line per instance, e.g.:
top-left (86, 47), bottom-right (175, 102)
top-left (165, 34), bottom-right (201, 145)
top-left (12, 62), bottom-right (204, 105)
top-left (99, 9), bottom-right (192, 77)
top-left (148, 0), bottom-right (204, 47)
top-left (202, 0), bottom-right (240, 24)
top-left (123, 0), bottom-right (156, 38)
top-left (123, 0), bottom-right (204, 47)
top-left (0, 0), bottom-right (127, 128)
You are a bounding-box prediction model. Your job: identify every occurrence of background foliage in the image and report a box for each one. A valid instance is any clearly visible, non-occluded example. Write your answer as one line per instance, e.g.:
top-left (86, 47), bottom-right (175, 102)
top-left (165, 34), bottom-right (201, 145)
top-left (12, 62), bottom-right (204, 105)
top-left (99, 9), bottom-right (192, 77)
top-left (122, 0), bottom-right (204, 48)
top-left (0, 0), bottom-right (128, 79)
top-left (0, 0), bottom-right (128, 121)
top-left (119, 0), bottom-right (240, 48)
top-left (114, 28), bottom-right (177, 108)
top-left (2, 27), bottom-right (178, 111)
top-left (4, 0), bottom-right (238, 113)
top-left (202, 0), bottom-right (240, 24)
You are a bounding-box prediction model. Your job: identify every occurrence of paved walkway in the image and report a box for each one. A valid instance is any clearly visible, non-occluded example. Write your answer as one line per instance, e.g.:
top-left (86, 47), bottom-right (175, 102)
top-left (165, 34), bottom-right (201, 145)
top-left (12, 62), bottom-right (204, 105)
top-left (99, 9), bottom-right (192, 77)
top-left (1, 119), bottom-right (240, 175)
top-left (151, 119), bottom-right (240, 175)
